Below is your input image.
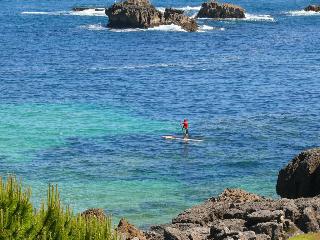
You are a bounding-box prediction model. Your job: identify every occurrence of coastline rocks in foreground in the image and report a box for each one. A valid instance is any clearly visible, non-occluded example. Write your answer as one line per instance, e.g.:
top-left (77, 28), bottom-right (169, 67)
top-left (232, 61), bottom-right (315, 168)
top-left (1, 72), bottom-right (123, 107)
top-left (277, 148), bottom-right (320, 199)
top-left (196, 1), bottom-right (245, 19)
top-left (145, 188), bottom-right (320, 240)
top-left (105, 0), bottom-right (198, 32)
top-left (304, 5), bottom-right (320, 12)
top-left (117, 218), bottom-right (147, 240)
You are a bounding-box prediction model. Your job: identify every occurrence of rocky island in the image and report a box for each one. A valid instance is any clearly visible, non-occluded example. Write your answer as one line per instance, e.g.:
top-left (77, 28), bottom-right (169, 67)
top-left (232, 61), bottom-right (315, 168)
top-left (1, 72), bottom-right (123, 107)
top-left (113, 148), bottom-right (320, 240)
top-left (196, 1), bottom-right (245, 19)
top-left (105, 0), bottom-right (198, 32)
top-left (304, 5), bottom-right (320, 12)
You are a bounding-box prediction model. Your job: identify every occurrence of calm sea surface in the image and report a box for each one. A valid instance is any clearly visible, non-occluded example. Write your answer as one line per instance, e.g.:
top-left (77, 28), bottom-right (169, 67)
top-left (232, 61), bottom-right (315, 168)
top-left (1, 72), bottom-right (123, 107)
top-left (1, 0), bottom-right (320, 227)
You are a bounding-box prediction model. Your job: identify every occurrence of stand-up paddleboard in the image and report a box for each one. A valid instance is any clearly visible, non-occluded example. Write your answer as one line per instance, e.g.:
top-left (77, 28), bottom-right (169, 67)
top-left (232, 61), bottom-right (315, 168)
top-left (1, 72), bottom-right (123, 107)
top-left (162, 135), bottom-right (203, 142)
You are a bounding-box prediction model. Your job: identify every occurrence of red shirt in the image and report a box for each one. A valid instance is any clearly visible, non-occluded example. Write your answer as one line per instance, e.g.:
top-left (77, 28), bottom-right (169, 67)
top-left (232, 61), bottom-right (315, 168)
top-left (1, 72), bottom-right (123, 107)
top-left (183, 121), bottom-right (188, 129)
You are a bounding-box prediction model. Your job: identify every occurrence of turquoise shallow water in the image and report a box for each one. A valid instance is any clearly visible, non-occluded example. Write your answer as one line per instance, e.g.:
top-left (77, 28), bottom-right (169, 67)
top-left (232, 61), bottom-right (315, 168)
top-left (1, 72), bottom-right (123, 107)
top-left (1, 0), bottom-right (320, 227)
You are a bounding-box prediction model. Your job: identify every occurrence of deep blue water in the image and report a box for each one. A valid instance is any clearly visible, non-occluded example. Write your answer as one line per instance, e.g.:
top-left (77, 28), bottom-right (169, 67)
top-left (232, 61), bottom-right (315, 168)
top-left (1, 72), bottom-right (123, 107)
top-left (0, 0), bottom-right (320, 227)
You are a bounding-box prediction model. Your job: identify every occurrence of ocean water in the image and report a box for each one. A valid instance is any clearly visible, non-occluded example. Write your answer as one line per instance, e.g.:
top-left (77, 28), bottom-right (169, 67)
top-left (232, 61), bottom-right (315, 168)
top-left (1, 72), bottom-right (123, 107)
top-left (1, 0), bottom-right (320, 227)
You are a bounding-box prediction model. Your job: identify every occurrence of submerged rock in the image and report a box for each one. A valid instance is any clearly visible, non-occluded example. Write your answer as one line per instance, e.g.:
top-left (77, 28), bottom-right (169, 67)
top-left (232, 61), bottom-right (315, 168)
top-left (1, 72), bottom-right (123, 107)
top-left (196, 1), bottom-right (245, 19)
top-left (105, 0), bottom-right (198, 32)
top-left (304, 5), bottom-right (320, 12)
top-left (277, 148), bottom-right (320, 198)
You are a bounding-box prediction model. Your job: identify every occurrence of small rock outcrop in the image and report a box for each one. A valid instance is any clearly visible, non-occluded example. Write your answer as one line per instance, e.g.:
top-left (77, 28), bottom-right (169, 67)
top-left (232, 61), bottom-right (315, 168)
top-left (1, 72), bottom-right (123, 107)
top-left (145, 188), bottom-right (320, 240)
top-left (117, 218), bottom-right (147, 240)
top-left (197, 1), bottom-right (245, 19)
top-left (105, 0), bottom-right (198, 32)
top-left (163, 8), bottom-right (198, 32)
top-left (276, 148), bottom-right (320, 199)
top-left (304, 5), bottom-right (320, 12)
top-left (81, 208), bottom-right (106, 221)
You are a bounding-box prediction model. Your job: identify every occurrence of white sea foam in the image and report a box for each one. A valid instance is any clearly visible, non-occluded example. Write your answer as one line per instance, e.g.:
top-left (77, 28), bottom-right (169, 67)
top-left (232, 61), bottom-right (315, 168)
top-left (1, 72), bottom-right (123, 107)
top-left (286, 10), bottom-right (320, 16)
top-left (176, 6), bottom-right (201, 11)
top-left (244, 13), bottom-right (275, 22)
top-left (197, 13), bottom-right (275, 22)
top-left (70, 8), bottom-right (106, 16)
top-left (156, 6), bottom-right (201, 12)
top-left (21, 11), bottom-right (66, 15)
top-left (109, 24), bottom-right (187, 32)
top-left (80, 23), bottom-right (107, 31)
top-left (148, 24), bottom-right (186, 32)
top-left (21, 9), bottom-right (106, 17)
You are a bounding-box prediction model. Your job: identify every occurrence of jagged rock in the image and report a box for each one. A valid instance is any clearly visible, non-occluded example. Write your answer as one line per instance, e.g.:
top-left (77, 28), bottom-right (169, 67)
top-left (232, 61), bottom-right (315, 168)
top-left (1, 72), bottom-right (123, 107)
top-left (246, 210), bottom-right (284, 225)
top-left (105, 0), bottom-right (162, 28)
top-left (196, 1), bottom-right (245, 19)
top-left (105, 0), bottom-right (198, 32)
top-left (81, 208), bottom-right (106, 221)
top-left (277, 148), bottom-right (320, 198)
top-left (163, 8), bottom-right (198, 32)
top-left (215, 189), bottom-right (264, 203)
top-left (117, 218), bottom-right (147, 240)
top-left (164, 227), bottom-right (188, 240)
top-left (147, 187), bottom-right (320, 240)
top-left (304, 5), bottom-right (320, 12)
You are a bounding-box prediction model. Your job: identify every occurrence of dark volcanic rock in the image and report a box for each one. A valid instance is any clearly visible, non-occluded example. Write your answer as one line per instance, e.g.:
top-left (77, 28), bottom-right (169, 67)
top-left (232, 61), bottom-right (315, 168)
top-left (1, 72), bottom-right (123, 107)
top-left (105, 0), bottom-right (198, 32)
top-left (105, 0), bottom-right (163, 29)
top-left (163, 8), bottom-right (198, 32)
top-left (277, 148), bottom-right (320, 198)
top-left (196, 1), bottom-right (245, 19)
top-left (304, 5), bottom-right (320, 12)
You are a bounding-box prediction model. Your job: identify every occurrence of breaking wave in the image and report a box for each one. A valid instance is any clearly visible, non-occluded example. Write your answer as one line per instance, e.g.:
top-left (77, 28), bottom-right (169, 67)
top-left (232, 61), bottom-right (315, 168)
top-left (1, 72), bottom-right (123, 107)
top-left (21, 9), bottom-right (106, 17)
top-left (285, 10), bottom-right (320, 16)
top-left (197, 13), bottom-right (275, 22)
top-left (244, 13), bottom-right (275, 22)
top-left (79, 23), bottom-right (107, 31)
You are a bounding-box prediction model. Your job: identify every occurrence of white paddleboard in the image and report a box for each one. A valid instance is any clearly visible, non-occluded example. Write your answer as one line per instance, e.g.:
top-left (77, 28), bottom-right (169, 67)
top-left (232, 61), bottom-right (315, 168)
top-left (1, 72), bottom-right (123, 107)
top-left (162, 135), bottom-right (203, 142)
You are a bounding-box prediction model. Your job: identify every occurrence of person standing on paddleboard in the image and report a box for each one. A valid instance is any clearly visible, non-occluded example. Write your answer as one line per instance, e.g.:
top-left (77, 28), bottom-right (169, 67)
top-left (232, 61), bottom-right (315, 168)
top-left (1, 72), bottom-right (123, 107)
top-left (182, 119), bottom-right (189, 138)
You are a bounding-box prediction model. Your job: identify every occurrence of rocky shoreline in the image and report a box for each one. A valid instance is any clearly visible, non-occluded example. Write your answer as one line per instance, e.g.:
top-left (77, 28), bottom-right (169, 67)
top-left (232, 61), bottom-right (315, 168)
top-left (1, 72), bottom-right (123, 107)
top-left (106, 148), bottom-right (320, 240)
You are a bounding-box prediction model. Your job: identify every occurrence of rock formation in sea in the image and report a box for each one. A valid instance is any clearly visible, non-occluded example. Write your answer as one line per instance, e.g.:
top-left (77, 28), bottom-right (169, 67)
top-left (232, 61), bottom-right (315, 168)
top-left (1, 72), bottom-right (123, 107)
top-left (105, 0), bottom-right (198, 32)
top-left (277, 148), bottom-right (320, 199)
top-left (196, 1), bottom-right (245, 19)
top-left (304, 5), bottom-right (320, 12)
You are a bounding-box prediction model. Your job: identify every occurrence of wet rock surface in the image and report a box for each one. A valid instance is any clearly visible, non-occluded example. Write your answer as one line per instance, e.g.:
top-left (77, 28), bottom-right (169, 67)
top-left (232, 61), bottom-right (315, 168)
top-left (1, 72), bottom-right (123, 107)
top-left (145, 189), bottom-right (319, 240)
top-left (304, 5), bottom-right (320, 12)
top-left (196, 1), bottom-right (245, 19)
top-left (277, 148), bottom-right (320, 198)
top-left (105, 0), bottom-right (198, 32)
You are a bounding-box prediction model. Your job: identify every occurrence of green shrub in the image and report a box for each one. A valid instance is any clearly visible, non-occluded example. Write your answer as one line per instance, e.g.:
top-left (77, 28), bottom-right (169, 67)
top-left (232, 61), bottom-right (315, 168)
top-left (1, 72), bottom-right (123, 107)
top-left (0, 176), bottom-right (118, 240)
